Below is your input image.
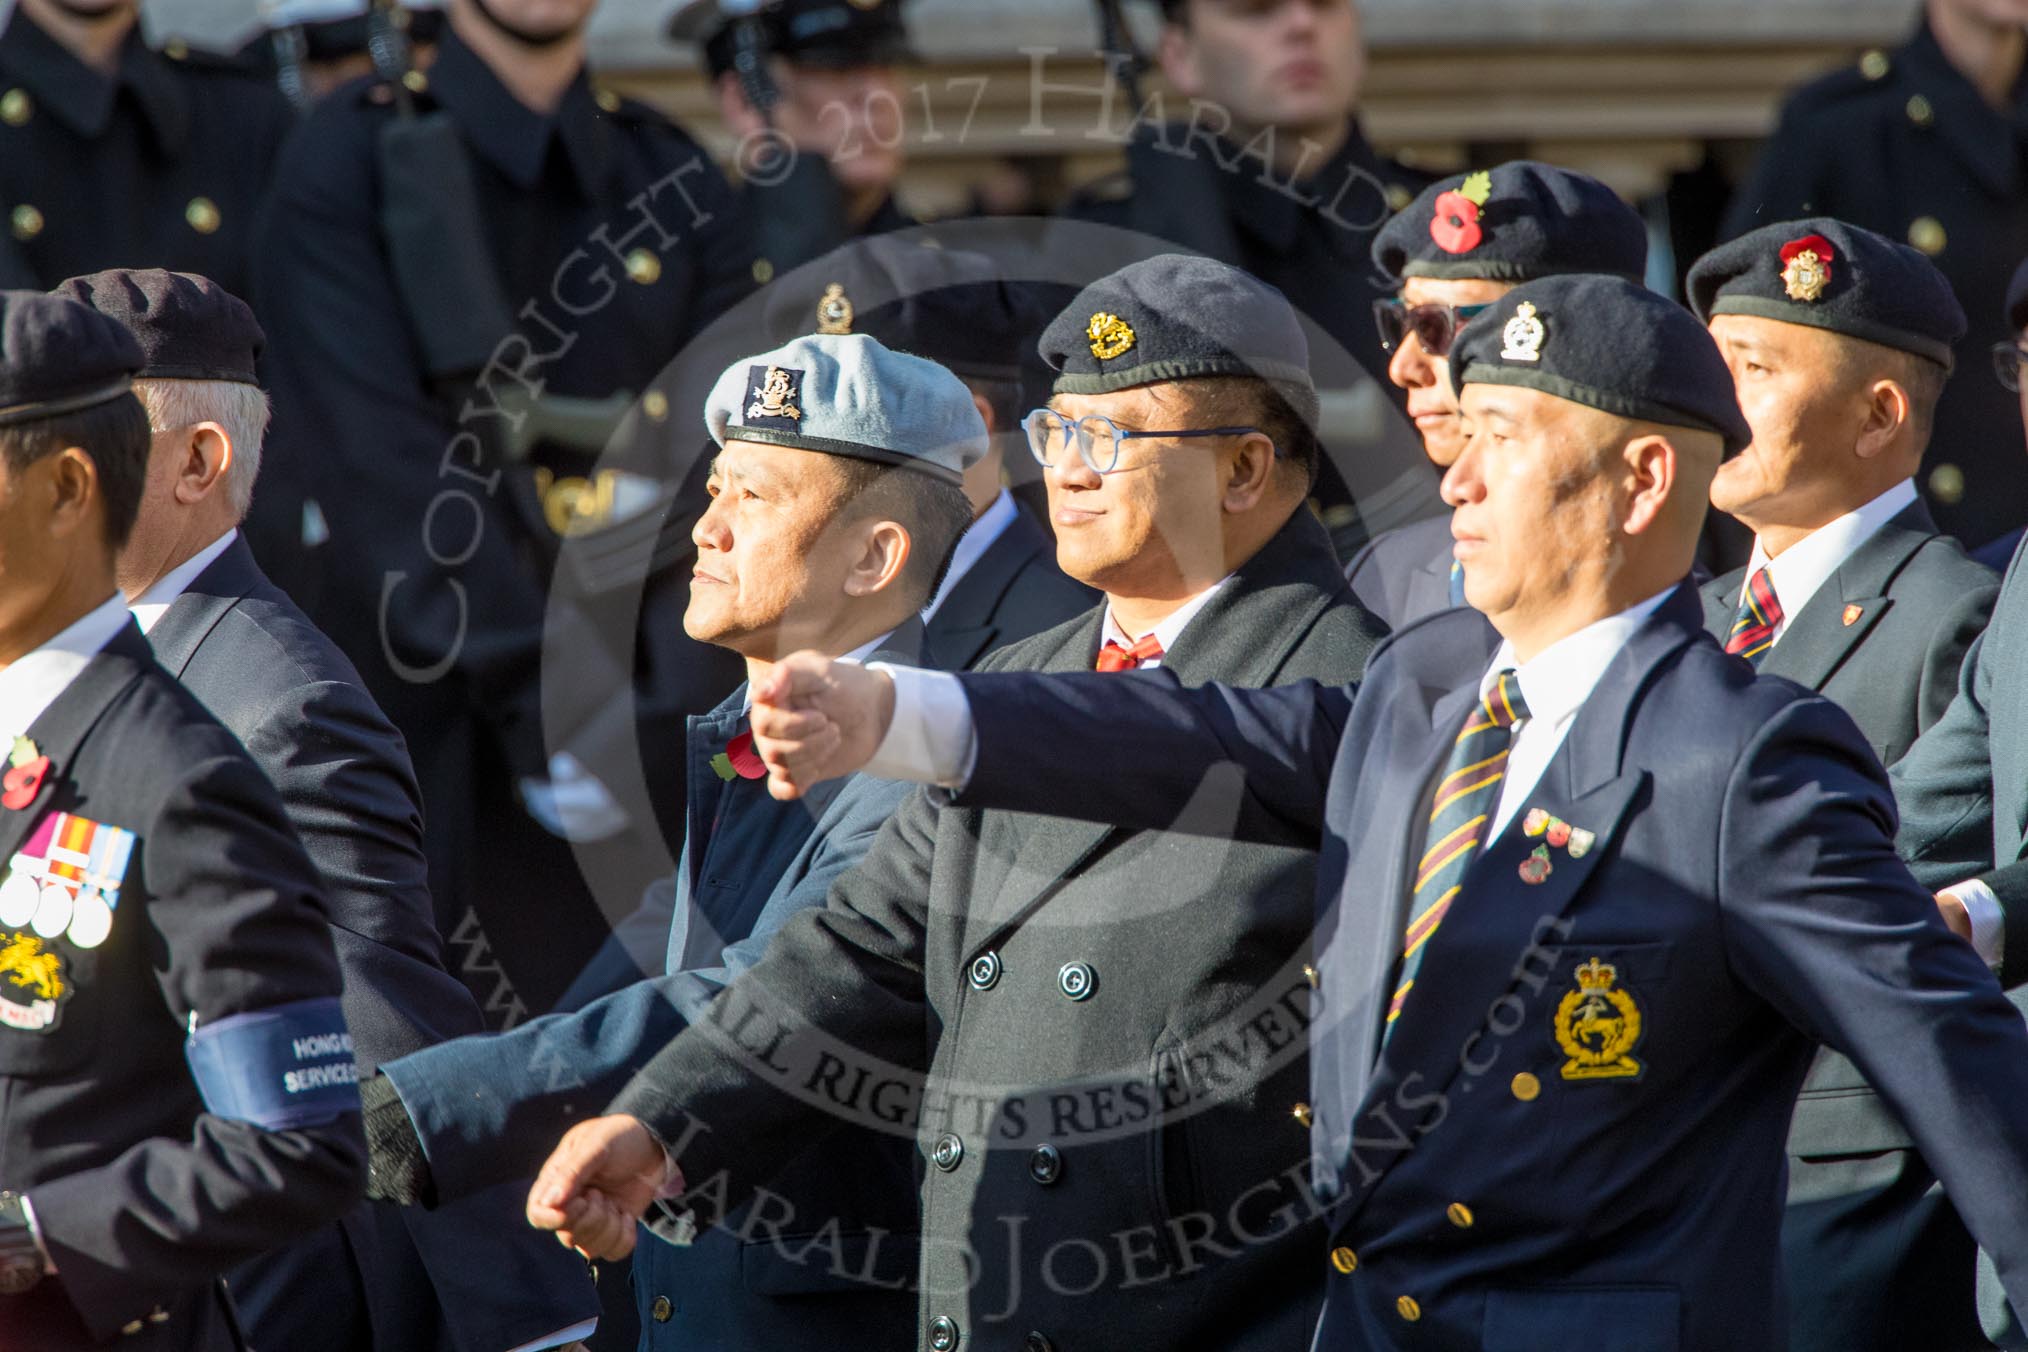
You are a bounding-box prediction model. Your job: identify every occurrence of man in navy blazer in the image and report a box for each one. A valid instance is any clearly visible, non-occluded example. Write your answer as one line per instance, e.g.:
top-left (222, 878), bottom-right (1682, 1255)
top-left (68, 268), bottom-right (599, 1352)
top-left (542, 276), bottom-right (2028, 1350)
top-left (362, 333), bottom-right (985, 1351)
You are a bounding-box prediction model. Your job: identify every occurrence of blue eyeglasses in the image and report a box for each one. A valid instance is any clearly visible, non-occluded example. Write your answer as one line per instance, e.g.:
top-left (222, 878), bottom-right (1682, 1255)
top-left (1023, 408), bottom-right (1269, 476)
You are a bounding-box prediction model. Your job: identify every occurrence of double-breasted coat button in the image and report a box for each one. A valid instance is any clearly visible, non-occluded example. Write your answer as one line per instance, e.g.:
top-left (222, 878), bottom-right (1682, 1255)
top-left (1330, 1245), bottom-right (1358, 1273)
top-left (0, 89), bottom-right (29, 125)
top-left (185, 197), bottom-right (221, 235)
top-left (968, 951), bottom-right (1001, 990)
top-left (932, 1133), bottom-right (964, 1171)
top-left (1907, 216), bottom-right (1947, 257)
top-left (1397, 1295), bottom-right (1422, 1322)
top-left (651, 1295), bottom-right (673, 1322)
top-left (1446, 1203), bottom-right (1475, 1229)
top-left (1859, 48), bottom-right (1890, 79)
top-left (121, 1319), bottom-right (144, 1335)
top-left (10, 204), bottom-right (42, 241)
top-left (1928, 462), bottom-right (1965, 504)
top-left (624, 248), bottom-right (661, 285)
top-left (1024, 1334), bottom-right (1055, 1352)
top-left (1292, 1102), bottom-right (1314, 1128)
top-left (147, 1308), bottom-right (169, 1324)
top-left (1905, 94), bottom-right (1934, 128)
top-left (928, 1314), bottom-right (960, 1349)
top-left (1510, 1072), bottom-right (1541, 1101)
top-left (1057, 961), bottom-right (1095, 1000)
top-left (1028, 1144), bottom-right (1062, 1185)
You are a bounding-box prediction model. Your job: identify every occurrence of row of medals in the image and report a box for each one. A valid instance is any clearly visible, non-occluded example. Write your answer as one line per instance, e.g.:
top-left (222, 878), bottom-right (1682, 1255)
top-left (0, 867), bottom-right (112, 949)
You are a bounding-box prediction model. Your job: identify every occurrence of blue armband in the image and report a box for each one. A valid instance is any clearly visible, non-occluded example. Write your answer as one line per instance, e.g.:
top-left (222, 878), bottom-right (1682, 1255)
top-left (184, 997), bottom-right (362, 1129)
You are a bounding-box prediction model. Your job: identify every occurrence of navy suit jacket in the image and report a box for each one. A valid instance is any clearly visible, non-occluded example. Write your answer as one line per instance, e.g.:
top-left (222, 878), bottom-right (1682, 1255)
top-left (385, 643), bottom-right (926, 1350)
top-left (1343, 514), bottom-right (1456, 630)
top-left (148, 537), bottom-right (595, 1352)
top-left (923, 500), bottom-right (1095, 671)
top-left (944, 585), bottom-right (2028, 1351)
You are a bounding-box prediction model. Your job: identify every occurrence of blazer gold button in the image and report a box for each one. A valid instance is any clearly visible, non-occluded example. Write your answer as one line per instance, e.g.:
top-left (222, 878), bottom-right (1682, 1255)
top-left (752, 257), bottom-right (775, 284)
top-left (1928, 462), bottom-right (1965, 505)
top-left (1397, 1295), bottom-right (1422, 1321)
top-left (967, 950), bottom-right (1001, 990)
top-left (1905, 94), bottom-right (1934, 127)
top-left (1907, 216), bottom-right (1947, 256)
top-left (1058, 961), bottom-right (1095, 1000)
top-left (185, 197), bottom-right (221, 235)
top-left (10, 204), bottom-right (42, 241)
top-left (121, 1319), bottom-right (144, 1335)
top-left (1859, 49), bottom-right (1890, 79)
top-left (1510, 1071), bottom-right (1541, 1101)
top-left (624, 248), bottom-right (661, 285)
top-left (147, 1308), bottom-right (169, 1323)
top-left (928, 1314), bottom-right (960, 1349)
top-left (1292, 1102), bottom-right (1314, 1128)
top-left (402, 69), bottom-right (428, 93)
top-left (642, 390), bottom-right (669, 420)
top-left (1028, 1144), bottom-right (1062, 1185)
top-left (1446, 1202), bottom-right (1474, 1229)
top-left (0, 89), bottom-right (29, 126)
top-left (651, 1294), bottom-right (673, 1322)
top-left (1330, 1245), bottom-right (1358, 1273)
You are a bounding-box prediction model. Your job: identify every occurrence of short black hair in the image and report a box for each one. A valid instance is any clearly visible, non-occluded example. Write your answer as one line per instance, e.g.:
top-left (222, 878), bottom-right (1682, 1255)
top-left (961, 375), bottom-right (1025, 438)
top-left (828, 457), bottom-right (976, 608)
top-left (1184, 375), bottom-right (1323, 492)
top-left (0, 392), bottom-right (150, 549)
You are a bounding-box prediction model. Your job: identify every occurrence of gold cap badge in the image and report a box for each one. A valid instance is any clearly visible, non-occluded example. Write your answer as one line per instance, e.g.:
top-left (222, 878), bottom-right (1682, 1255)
top-left (1087, 312), bottom-right (1135, 361)
top-left (1779, 234), bottom-right (1835, 302)
top-left (817, 283), bottom-right (855, 335)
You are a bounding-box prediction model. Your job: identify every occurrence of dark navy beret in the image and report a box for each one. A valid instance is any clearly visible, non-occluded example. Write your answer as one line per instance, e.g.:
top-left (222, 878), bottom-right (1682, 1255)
top-left (1038, 255), bottom-right (1317, 427)
top-left (1449, 274), bottom-right (1750, 455)
top-left (762, 239), bottom-right (1051, 383)
top-left (53, 269), bottom-right (264, 385)
top-left (0, 291), bottom-right (144, 429)
top-left (671, 0), bottom-right (912, 72)
top-left (2008, 257), bottom-right (2028, 335)
top-left (1687, 218), bottom-right (1965, 368)
top-left (1373, 161), bottom-right (1648, 285)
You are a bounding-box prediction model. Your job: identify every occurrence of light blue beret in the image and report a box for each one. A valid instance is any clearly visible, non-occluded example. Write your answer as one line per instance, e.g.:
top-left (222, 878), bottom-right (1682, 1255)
top-left (703, 333), bottom-right (987, 484)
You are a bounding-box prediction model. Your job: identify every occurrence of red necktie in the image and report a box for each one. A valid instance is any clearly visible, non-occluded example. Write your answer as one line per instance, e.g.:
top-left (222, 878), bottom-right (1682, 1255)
top-left (1725, 566), bottom-right (1783, 666)
top-left (1095, 633), bottom-right (1165, 672)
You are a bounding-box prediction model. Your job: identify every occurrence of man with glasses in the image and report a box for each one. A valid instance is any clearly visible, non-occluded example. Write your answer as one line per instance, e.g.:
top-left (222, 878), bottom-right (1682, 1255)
top-left (532, 254), bottom-right (1387, 1350)
top-left (1976, 292), bottom-right (2028, 570)
top-left (1685, 219), bottom-right (1998, 1352)
top-left (1344, 162), bottom-right (1650, 626)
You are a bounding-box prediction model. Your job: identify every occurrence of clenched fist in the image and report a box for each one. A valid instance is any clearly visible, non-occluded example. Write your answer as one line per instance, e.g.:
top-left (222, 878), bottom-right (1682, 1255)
top-left (749, 651), bottom-right (897, 799)
top-left (526, 1115), bottom-right (677, 1260)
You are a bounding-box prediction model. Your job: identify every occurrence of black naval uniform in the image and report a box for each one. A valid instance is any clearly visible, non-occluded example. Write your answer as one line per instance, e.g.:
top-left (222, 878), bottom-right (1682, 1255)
top-left (255, 31), bottom-right (752, 1020)
top-left (1725, 18), bottom-right (2028, 550)
top-left (0, 620), bottom-right (366, 1350)
top-left (0, 15), bottom-right (292, 298)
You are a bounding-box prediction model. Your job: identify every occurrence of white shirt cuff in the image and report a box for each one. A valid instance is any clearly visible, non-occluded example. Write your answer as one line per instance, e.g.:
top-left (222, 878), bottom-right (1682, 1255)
top-left (504, 1319), bottom-right (598, 1352)
top-left (1944, 880), bottom-right (2006, 969)
top-left (863, 663), bottom-right (977, 789)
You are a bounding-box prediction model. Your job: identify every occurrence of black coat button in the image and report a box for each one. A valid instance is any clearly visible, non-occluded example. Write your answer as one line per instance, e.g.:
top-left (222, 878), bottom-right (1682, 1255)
top-left (1025, 1334), bottom-right (1056, 1352)
top-left (968, 951), bottom-right (1001, 990)
top-left (928, 1315), bottom-right (960, 1350)
top-left (1028, 1145), bottom-right (1062, 1185)
top-left (932, 1133), bottom-right (964, 1171)
top-left (1057, 961), bottom-right (1095, 1000)
top-left (650, 1295), bottom-right (673, 1322)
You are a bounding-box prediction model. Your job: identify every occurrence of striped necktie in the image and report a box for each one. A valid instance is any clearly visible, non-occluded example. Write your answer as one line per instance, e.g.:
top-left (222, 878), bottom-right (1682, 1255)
top-left (1387, 669), bottom-right (1530, 1038)
top-left (1725, 566), bottom-right (1783, 666)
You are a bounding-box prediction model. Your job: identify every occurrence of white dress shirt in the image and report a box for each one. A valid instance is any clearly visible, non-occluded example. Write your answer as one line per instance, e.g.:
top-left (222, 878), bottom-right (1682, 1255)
top-left (922, 490), bottom-right (1019, 624)
top-left (1476, 589), bottom-right (1674, 839)
top-left (0, 593), bottom-right (132, 739)
top-left (869, 576), bottom-right (1232, 784)
top-left (1740, 479), bottom-right (1917, 647)
top-left (128, 529), bottom-right (237, 635)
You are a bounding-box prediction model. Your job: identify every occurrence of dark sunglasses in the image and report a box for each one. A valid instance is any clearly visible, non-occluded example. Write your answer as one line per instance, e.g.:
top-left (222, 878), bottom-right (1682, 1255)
top-left (1372, 298), bottom-right (1494, 359)
top-left (1994, 340), bottom-right (2028, 393)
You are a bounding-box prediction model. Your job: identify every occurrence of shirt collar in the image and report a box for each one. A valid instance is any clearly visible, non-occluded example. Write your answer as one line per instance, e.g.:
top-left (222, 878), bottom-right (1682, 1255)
top-left (1101, 575), bottom-right (1233, 655)
top-left (1482, 587), bottom-right (1678, 733)
top-left (1745, 479), bottom-right (1917, 628)
top-left (0, 14), bottom-right (187, 151)
top-left (129, 529), bottom-right (238, 635)
top-left (0, 594), bottom-right (133, 739)
top-left (922, 490), bottom-right (1019, 622)
top-left (426, 27), bottom-right (610, 193)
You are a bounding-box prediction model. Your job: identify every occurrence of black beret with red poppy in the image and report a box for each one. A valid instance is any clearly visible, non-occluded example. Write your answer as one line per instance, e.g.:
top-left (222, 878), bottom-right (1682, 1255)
top-left (1448, 274), bottom-right (1751, 456)
top-left (1372, 160), bottom-right (1648, 286)
top-left (1687, 217), bottom-right (1964, 368)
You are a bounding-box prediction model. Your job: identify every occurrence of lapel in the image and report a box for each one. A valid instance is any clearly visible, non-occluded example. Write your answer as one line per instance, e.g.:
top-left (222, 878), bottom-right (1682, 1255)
top-left (144, 537), bottom-right (264, 679)
top-left (1756, 502), bottom-right (1934, 693)
top-left (1331, 585), bottom-right (1702, 1215)
top-left (0, 623), bottom-right (155, 867)
top-left (925, 507), bottom-right (1054, 672)
top-left (1699, 567), bottom-right (1743, 643)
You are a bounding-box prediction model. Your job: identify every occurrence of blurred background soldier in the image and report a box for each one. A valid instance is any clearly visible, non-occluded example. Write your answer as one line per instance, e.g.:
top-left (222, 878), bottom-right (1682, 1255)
top-left (254, 0), bottom-right (752, 1033)
top-left (236, 0), bottom-right (447, 109)
top-left (670, 0), bottom-right (917, 287)
top-left (1061, 0), bottom-right (1430, 554)
top-left (0, 0), bottom-right (291, 295)
top-left (1724, 0), bottom-right (2028, 556)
